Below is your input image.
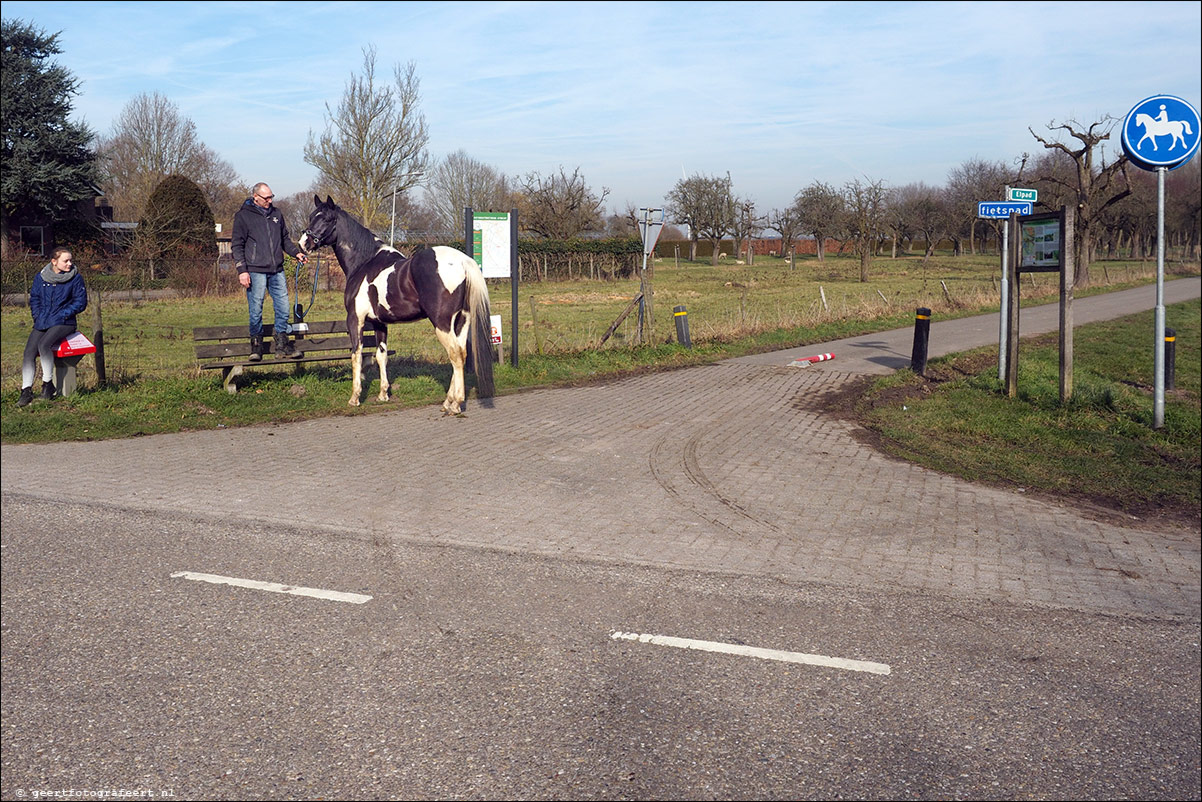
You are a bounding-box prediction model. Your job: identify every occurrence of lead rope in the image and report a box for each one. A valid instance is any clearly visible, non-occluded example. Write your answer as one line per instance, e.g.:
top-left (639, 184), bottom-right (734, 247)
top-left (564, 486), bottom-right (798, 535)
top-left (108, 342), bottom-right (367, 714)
top-left (292, 254), bottom-right (320, 330)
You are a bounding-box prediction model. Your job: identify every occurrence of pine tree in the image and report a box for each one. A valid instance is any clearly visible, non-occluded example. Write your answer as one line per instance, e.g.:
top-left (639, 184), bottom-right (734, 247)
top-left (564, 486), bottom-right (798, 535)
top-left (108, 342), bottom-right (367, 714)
top-left (1, 20), bottom-right (99, 235)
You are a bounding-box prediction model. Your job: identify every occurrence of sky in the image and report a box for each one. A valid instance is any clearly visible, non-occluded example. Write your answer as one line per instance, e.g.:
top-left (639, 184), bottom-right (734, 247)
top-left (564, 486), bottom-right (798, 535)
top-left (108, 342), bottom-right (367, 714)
top-left (4, 0), bottom-right (1201, 218)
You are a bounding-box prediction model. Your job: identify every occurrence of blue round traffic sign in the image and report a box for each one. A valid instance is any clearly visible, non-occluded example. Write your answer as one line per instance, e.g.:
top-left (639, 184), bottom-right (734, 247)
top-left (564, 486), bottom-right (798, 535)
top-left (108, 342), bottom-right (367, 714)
top-left (1122, 94), bottom-right (1201, 171)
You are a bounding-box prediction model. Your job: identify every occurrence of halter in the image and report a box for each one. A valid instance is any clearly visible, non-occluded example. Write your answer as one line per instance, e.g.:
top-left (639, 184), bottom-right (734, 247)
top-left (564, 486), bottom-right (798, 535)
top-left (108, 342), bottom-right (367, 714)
top-left (300, 228), bottom-right (322, 249)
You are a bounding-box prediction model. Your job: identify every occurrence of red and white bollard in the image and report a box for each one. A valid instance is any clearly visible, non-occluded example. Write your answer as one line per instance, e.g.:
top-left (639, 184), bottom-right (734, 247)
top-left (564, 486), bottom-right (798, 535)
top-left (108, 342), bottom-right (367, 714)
top-left (788, 352), bottom-right (834, 367)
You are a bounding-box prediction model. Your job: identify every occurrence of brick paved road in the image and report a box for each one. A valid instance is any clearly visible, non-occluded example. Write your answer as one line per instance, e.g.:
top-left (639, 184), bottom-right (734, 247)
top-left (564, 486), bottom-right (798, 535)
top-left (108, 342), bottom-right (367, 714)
top-left (3, 279), bottom-right (1198, 620)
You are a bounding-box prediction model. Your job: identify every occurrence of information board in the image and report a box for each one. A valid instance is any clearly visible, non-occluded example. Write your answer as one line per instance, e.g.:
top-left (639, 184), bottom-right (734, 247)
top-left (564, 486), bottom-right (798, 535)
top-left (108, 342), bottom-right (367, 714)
top-left (1020, 214), bottom-right (1062, 272)
top-left (472, 211), bottom-right (512, 279)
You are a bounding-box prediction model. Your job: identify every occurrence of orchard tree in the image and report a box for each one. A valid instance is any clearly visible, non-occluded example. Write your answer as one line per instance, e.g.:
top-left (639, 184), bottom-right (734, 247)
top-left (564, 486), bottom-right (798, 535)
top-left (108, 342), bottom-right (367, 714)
top-left (305, 46), bottom-right (430, 231)
top-left (666, 172), bottom-right (736, 265)
top-left (732, 198), bottom-right (763, 263)
top-left (795, 181), bottom-right (844, 262)
top-left (1029, 117), bottom-right (1130, 286)
top-left (98, 91), bottom-right (241, 225)
top-left (768, 202), bottom-right (804, 263)
top-left (894, 182), bottom-right (949, 262)
top-left (516, 166), bottom-right (609, 239)
top-left (1, 19), bottom-right (99, 254)
top-left (843, 177), bottom-right (888, 282)
top-left (946, 157), bottom-right (1009, 256)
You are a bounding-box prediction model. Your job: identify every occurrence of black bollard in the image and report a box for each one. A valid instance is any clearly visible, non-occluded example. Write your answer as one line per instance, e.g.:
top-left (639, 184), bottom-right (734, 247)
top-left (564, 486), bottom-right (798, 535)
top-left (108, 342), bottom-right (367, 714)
top-left (910, 307), bottom-right (931, 375)
top-left (1165, 327), bottom-right (1176, 390)
top-left (674, 305), bottom-right (692, 348)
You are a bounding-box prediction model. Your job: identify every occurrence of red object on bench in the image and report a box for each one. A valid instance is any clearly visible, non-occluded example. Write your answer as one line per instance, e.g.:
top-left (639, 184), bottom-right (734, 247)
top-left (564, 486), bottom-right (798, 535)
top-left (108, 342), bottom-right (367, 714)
top-left (56, 332), bottom-right (97, 357)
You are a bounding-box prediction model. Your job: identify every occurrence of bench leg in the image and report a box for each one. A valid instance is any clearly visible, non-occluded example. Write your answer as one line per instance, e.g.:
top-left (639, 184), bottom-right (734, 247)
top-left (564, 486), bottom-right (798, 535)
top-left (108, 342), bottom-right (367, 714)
top-left (222, 365), bottom-right (244, 394)
top-left (53, 355), bottom-right (85, 397)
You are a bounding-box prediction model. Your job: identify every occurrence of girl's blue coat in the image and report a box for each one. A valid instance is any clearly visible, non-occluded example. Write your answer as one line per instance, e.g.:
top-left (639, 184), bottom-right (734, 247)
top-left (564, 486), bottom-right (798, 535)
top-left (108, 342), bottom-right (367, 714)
top-left (30, 271), bottom-right (88, 331)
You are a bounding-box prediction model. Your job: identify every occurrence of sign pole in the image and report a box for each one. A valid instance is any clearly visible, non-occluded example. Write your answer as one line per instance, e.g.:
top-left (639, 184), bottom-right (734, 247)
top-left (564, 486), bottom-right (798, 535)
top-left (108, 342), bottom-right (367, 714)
top-left (510, 208), bottom-right (519, 369)
top-left (1121, 94), bottom-right (1200, 429)
top-left (636, 208), bottom-right (664, 345)
top-left (1154, 166), bottom-right (1166, 429)
top-left (999, 187), bottom-right (1010, 381)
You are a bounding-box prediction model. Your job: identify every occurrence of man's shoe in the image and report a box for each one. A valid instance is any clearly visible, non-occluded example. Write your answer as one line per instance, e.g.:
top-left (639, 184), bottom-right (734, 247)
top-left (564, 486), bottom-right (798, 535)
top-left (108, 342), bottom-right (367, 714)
top-left (274, 332), bottom-right (300, 359)
top-left (249, 336), bottom-right (263, 362)
top-left (17, 387), bottom-right (33, 407)
top-left (40, 381), bottom-right (55, 400)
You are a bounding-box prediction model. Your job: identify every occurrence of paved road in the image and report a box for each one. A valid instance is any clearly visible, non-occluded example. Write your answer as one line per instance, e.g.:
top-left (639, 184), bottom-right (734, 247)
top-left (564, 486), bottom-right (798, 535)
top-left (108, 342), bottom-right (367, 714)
top-left (3, 277), bottom-right (1198, 620)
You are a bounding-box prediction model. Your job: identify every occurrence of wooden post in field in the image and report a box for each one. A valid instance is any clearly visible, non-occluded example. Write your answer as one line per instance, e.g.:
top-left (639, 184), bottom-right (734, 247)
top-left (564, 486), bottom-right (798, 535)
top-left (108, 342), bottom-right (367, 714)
top-left (92, 290), bottom-right (107, 386)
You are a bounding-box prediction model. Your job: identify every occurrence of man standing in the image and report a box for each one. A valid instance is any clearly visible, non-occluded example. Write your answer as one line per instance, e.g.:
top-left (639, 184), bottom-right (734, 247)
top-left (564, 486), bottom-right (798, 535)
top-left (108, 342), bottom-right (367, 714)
top-left (232, 182), bottom-right (304, 360)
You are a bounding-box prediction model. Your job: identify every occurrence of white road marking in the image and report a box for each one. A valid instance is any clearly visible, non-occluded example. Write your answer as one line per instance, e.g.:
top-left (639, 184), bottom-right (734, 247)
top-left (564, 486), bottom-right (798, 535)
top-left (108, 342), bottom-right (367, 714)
top-left (611, 630), bottom-right (891, 675)
top-left (170, 571), bottom-right (372, 604)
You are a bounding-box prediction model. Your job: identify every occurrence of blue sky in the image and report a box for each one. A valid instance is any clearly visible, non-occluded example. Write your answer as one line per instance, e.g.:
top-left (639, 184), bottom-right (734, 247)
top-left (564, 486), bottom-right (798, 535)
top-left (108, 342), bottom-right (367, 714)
top-left (5, 0), bottom-right (1200, 216)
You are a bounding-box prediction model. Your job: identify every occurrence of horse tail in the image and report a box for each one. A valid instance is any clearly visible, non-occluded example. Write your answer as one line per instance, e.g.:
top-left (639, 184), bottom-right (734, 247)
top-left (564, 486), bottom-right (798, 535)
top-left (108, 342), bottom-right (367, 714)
top-left (1185, 121), bottom-right (1194, 135)
top-left (464, 257), bottom-right (495, 399)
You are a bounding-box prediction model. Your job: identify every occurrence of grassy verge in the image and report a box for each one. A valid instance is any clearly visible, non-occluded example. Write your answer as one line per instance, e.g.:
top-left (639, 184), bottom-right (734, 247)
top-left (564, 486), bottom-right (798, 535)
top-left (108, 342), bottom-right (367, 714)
top-left (845, 298), bottom-right (1200, 527)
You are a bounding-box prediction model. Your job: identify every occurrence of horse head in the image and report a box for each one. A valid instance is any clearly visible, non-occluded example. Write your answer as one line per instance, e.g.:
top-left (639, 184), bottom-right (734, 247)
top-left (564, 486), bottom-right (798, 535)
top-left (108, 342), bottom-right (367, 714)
top-left (298, 195), bottom-right (339, 252)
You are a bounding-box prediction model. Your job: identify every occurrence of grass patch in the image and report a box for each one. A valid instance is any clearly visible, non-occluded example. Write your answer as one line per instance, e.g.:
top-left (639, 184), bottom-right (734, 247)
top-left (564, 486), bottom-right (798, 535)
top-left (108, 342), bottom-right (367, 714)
top-left (847, 298), bottom-right (1200, 526)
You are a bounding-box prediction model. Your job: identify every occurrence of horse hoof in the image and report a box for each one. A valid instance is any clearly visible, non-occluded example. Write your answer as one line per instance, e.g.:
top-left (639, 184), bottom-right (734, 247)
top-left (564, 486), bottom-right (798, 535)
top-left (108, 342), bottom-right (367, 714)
top-left (349, 398), bottom-right (360, 407)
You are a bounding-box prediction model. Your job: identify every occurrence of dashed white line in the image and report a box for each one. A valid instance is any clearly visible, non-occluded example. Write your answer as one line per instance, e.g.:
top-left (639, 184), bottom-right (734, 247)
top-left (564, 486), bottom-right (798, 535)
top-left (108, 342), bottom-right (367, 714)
top-left (170, 571), bottom-right (372, 604)
top-left (611, 630), bottom-right (891, 675)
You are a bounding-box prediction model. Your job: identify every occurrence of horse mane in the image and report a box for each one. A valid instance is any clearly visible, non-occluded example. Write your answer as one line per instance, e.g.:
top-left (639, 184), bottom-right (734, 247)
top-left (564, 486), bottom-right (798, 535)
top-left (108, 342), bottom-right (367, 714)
top-left (337, 203), bottom-right (386, 251)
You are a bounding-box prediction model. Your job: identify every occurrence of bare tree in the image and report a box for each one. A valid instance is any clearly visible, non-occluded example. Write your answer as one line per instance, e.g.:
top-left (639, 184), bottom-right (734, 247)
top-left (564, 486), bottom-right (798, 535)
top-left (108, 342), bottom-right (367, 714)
top-left (893, 182), bottom-right (949, 262)
top-left (666, 173), bottom-right (736, 265)
top-left (881, 186), bottom-right (913, 258)
top-left (768, 202), bottom-right (804, 264)
top-left (516, 166), bottom-right (609, 239)
top-left (304, 46), bottom-right (430, 231)
top-left (1167, 158), bottom-right (1201, 260)
top-left (843, 177), bottom-right (888, 282)
top-left (424, 150), bottom-right (512, 233)
top-left (795, 181), bottom-right (844, 262)
top-left (945, 158), bottom-right (1010, 256)
top-left (97, 91), bottom-right (241, 224)
top-left (730, 199), bottom-right (765, 264)
top-left (1029, 117), bottom-right (1130, 286)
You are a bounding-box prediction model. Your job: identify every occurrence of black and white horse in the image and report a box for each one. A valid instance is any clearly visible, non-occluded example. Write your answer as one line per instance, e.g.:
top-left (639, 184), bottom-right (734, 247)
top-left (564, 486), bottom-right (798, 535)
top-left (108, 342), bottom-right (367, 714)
top-left (298, 196), bottom-right (494, 413)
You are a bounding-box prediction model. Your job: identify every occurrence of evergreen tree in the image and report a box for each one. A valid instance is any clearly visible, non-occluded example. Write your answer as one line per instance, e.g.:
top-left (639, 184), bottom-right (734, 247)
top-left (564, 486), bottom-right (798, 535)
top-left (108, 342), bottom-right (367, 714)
top-left (1, 20), bottom-right (99, 235)
top-left (137, 174), bottom-right (218, 261)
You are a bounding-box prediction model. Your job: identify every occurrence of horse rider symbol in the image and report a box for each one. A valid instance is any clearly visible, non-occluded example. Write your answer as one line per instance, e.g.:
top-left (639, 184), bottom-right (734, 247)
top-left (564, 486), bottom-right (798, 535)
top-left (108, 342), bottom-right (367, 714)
top-left (1135, 104), bottom-right (1194, 152)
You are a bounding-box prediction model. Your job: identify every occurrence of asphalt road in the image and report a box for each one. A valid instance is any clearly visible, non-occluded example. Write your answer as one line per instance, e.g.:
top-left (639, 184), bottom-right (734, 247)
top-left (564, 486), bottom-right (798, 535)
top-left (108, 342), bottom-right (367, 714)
top-left (2, 496), bottom-right (1198, 801)
top-left (2, 278), bottom-right (1199, 800)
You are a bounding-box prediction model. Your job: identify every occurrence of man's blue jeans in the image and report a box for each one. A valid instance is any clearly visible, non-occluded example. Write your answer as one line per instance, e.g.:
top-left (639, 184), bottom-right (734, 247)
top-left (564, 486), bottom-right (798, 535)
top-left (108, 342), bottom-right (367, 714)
top-left (246, 270), bottom-right (291, 337)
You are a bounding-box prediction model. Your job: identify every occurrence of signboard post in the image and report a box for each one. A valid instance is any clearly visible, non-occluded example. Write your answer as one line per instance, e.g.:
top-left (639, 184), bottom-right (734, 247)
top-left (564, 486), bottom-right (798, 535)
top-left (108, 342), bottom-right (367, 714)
top-left (1121, 94), bottom-right (1201, 428)
top-left (1005, 208), bottom-right (1074, 403)
top-left (980, 197), bottom-right (1033, 380)
top-left (464, 208), bottom-right (520, 368)
top-left (636, 208), bottom-right (664, 344)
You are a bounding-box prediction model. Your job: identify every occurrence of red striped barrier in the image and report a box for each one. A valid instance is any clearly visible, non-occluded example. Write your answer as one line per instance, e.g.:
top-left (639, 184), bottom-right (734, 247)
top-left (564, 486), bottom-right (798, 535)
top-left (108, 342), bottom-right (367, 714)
top-left (788, 352), bottom-right (834, 367)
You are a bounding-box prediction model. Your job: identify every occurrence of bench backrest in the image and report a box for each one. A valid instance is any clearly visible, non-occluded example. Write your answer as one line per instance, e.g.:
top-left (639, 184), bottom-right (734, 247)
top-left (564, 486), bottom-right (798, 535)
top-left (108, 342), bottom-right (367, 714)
top-left (194, 320), bottom-right (379, 361)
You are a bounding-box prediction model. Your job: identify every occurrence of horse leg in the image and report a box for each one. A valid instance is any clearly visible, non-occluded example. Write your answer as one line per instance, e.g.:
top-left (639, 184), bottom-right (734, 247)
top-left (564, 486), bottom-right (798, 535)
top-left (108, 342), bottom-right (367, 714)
top-left (374, 323), bottom-right (390, 402)
top-left (348, 315), bottom-right (365, 407)
top-left (433, 323), bottom-right (467, 415)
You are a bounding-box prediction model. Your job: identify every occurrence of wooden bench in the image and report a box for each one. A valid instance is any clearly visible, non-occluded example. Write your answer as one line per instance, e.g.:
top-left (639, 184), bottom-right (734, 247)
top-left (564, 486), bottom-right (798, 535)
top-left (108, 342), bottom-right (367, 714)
top-left (193, 320), bottom-right (387, 394)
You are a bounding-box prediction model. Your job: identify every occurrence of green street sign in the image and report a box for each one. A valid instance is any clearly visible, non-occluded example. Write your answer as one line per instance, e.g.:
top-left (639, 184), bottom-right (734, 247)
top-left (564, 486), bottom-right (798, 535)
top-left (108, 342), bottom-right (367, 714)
top-left (1008, 187), bottom-right (1038, 202)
